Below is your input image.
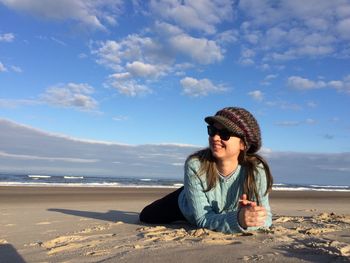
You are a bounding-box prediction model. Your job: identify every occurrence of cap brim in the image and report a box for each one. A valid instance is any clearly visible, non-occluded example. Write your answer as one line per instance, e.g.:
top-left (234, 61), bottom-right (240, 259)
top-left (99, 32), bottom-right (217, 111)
top-left (205, 116), bottom-right (234, 133)
top-left (205, 115), bottom-right (245, 138)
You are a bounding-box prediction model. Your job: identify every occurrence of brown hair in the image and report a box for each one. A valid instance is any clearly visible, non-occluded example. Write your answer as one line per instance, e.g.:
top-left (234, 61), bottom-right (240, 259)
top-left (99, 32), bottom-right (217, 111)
top-left (187, 148), bottom-right (273, 205)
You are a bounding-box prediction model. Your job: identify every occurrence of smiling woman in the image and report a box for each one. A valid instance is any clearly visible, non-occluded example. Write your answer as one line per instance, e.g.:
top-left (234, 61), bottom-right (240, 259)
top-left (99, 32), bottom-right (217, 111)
top-left (139, 107), bottom-right (273, 234)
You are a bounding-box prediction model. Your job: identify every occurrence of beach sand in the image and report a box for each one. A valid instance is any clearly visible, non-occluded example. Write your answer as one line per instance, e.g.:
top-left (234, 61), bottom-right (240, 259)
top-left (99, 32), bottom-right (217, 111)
top-left (0, 186), bottom-right (349, 262)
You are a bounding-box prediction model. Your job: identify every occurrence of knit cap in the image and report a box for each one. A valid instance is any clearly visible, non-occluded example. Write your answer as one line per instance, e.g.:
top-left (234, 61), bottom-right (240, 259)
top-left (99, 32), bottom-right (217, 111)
top-left (204, 107), bottom-right (262, 153)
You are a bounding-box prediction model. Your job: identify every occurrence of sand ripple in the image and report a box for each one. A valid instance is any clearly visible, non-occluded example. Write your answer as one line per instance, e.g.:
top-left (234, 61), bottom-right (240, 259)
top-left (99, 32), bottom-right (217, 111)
top-left (135, 212), bottom-right (350, 259)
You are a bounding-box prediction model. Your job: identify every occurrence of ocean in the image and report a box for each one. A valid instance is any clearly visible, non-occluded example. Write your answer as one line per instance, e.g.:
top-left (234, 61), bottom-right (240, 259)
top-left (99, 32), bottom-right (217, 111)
top-left (0, 173), bottom-right (349, 192)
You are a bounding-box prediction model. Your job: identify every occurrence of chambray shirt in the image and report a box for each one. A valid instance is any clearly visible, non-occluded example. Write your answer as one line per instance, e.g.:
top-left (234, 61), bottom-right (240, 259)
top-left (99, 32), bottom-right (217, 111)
top-left (178, 157), bottom-right (272, 234)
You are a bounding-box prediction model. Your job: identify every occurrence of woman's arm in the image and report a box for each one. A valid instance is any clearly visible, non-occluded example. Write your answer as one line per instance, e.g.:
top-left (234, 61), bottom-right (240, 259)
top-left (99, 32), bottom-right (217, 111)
top-left (244, 165), bottom-right (272, 231)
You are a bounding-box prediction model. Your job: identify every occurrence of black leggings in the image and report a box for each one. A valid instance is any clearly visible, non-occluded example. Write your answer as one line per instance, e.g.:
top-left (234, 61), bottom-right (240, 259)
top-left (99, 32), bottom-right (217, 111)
top-left (139, 186), bottom-right (186, 224)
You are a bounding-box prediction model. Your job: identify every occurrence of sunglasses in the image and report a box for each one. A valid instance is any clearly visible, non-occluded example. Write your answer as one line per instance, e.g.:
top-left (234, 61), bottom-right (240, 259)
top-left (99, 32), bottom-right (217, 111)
top-left (207, 125), bottom-right (234, 141)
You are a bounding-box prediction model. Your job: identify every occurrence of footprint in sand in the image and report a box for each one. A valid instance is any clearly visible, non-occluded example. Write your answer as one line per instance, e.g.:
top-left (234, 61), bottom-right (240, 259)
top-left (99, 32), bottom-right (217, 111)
top-left (75, 222), bottom-right (122, 234)
top-left (303, 238), bottom-right (350, 257)
top-left (329, 241), bottom-right (350, 257)
top-left (274, 216), bottom-right (293, 223)
top-left (85, 249), bottom-right (110, 256)
top-left (40, 233), bottom-right (117, 255)
top-left (242, 252), bottom-right (280, 261)
top-left (138, 226), bottom-right (243, 246)
top-left (77, 225), bottom-right (109, 234)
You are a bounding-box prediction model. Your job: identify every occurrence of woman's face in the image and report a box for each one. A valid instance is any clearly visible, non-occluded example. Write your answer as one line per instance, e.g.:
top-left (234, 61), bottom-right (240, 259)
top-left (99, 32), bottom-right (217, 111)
top-left (208, 122), bottom-right (245, 162)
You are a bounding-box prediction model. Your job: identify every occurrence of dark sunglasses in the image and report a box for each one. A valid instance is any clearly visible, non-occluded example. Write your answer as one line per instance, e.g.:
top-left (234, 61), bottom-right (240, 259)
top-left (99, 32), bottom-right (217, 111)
top-left (207, 125), bottom-right (234, 141)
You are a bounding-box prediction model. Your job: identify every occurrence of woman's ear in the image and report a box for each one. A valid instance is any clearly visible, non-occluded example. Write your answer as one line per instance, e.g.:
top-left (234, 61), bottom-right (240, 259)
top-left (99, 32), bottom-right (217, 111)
top-left (240, 139), bottom-right (246, 151)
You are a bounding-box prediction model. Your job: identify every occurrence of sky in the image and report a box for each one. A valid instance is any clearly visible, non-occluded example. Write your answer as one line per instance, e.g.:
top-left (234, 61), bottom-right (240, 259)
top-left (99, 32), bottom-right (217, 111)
top-left (0, 1), bottom-right (350, 182)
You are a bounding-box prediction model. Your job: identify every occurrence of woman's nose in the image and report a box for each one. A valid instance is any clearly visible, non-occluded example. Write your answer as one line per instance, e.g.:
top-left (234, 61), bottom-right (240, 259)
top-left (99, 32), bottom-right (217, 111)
top-left (210, 133), bottom-right (221, 141)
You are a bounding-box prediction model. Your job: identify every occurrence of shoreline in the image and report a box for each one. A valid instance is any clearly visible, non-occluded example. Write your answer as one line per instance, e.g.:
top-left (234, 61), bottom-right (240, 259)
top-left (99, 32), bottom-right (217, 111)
top-left (1, 185), bottom-right (350, 196)
top-left (1, 183), bottom-right (349, 190)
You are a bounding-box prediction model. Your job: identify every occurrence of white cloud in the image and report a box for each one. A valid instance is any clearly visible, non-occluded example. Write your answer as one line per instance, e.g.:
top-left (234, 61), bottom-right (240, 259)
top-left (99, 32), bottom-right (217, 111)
top-left (276, 118), bottom-right (317, 127)
top-left (169, 34), bottom-right (224, 64)
top-left (50, 37), bottom-right (67, 46)
top-left (215, 29), bottom-right (239, 45)
top-left (0, 151), bottom-right (98, 163)
top-left (328, 80), bottom-right (343, 89)
top-left (92, 24), bottom-right (226, 97)
top-left (244, 32), bottom-right (260, 45)
top-left (0, 0), bottom-right (123, 30)
top-left (248, 90), bottom-right (264, 101)
top-left (11, 65), bottom-right (22, 73)
top-left (307, 101), bottom-right (317, 108)
top-left (275, 121), bottom-right (302, 127)
top-left (237, 0), bottom-right (350, 62)
top-left (0, 118), bottom-right (198, 177)
top-left (288, 75), bottom-right (350, 94)
top-left (112, 115), bottom-right (128, 121)
top-left (260, 64), bottom-right (271, 71)
top-left (91, 40), bottom-right (123, 70)
top-left (0, 62), bottom-right (22, 73)
top-left (0, 83), bottom-right (99, 110)
top-left (41, 83), bottom-right (98, 110)
top-left (241, 48), bottom-right (255, 58)
top-left (126, 61), bottom-right (161, 78)
top-left (108, 79), bottom-right (153, 97)
top-left (180, 77), bottom-right (226, 97)
top-left (294, 45), bottom-right (334, 57)
top-left (0, 99), bottom-right (40, 108)
top-left (0, 32), bottom-right (15, 42)
top-left (287, 76), bottom-right (326, 90)
top-left (239, 58), bottom-right (255, 66)
top-left (261, 74), bottom-right (278, 85)
top-left (149, 0), bottom-right (233, 34)
top-left (155, 22), bottom-right (225, 65)
top-left (305, 118), bottom-right (317, 125)
top-left (154, 21), bottom-right (184, 36)
top-left (110, 72), bottom-right (131, 80)
top-left (337, 18), bottom-right (350, 40)
top-left (78, 53), bottom-right (88, 59)
top-left (239, 47), bottom-right (256, 65)
top-left (92, 35), bottom-right (168, 71)
top-left (0, 62), bottom-right (7, 72)
top-left (265, 100), bottom-right (302, 111)
top-left (328, 76), bottom-right (350, 94)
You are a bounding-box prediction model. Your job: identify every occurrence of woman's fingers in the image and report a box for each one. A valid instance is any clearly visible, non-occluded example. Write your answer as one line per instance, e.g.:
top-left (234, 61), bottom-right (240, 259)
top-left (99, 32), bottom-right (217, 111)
top-left (245, 208), bottom-right (266, 225)
top-left (238, 196), bottom-right (267, 228)
top-left (239, 194), bottom-right (257, 207)
top-left (239, 206), bottom-right (267, 228)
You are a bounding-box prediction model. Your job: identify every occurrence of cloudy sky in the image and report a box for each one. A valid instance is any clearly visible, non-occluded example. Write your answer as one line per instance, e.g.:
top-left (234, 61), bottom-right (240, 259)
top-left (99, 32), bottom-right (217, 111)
top-left (0, 1), bottom-right (350, 182)
top-left (1, 118), bottom-right (349, 185)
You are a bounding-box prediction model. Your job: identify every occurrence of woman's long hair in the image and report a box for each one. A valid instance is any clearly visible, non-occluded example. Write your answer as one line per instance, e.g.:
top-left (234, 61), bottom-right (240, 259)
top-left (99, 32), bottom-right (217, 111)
top-left (188, 148), bottom-right (273, 205)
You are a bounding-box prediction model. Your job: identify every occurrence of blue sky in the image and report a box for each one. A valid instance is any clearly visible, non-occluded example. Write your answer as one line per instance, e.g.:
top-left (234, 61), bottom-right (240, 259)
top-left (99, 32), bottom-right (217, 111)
top-left (1, 0), bottom-right (350, 153)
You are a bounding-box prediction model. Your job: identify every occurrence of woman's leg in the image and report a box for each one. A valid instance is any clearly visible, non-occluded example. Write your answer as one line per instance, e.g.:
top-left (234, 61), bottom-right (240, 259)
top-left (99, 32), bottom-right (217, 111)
top-left (139, 186), bottom-right (185, 224)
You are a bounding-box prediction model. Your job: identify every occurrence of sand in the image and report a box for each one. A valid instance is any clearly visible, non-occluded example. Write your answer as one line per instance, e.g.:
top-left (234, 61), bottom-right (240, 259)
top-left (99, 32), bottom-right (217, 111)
top-left (0, 186), bottom-right (349, 263)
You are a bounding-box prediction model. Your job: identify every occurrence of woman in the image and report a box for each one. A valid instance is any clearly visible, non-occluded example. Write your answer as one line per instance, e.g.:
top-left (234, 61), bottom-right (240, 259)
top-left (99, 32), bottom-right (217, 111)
top-left (139, 107), bottom-right (273, 234)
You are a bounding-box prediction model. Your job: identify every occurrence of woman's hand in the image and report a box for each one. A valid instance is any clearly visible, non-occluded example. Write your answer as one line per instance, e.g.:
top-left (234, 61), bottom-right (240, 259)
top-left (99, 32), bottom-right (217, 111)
top-left (238, 194), bottom-right (267, 229)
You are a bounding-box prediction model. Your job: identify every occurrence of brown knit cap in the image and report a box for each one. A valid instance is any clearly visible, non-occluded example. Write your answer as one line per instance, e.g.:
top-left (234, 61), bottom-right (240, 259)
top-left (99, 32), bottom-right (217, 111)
top-left (205, 107), bottom-right (262, 153)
